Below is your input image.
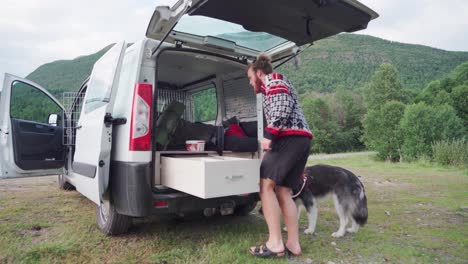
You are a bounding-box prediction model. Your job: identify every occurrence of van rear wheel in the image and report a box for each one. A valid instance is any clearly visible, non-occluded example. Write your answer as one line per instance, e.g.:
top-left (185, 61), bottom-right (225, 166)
top-left (96, 199), bottom-right (131, 235)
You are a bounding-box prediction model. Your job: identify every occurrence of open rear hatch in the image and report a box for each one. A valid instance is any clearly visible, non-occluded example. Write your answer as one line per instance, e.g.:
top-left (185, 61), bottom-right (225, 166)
top-left (146, 0), bottom-right (378, 60)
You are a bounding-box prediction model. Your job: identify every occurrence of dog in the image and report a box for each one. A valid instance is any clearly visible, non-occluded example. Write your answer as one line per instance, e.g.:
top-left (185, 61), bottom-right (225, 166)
top-left (259, 164), bottom-right (368, 238)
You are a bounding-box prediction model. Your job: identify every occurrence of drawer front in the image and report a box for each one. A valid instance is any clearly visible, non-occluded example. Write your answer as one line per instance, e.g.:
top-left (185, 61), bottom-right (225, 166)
top-left (161, 157), bottom-right (204, 197)
top-left (160, 156), bottom-right (260, 199)
top-left (203, 159), bottom-right (260, 199)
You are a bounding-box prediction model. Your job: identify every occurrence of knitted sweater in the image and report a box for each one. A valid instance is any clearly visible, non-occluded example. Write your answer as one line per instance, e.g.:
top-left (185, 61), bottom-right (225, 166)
top-left (261, 72), bottom-right (313, 140)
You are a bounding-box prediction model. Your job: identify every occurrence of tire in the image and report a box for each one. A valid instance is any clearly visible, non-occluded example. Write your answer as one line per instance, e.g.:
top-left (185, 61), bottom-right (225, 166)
top-left (234, 200), bottom-right (258, 216)
top-left (96, 199), bottom-right (132, 235)
top-left (57, 174), bottom-right (75, 191)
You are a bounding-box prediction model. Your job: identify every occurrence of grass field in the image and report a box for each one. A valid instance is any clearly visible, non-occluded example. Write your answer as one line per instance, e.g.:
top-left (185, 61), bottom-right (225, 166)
top-left (0, 153), bottom-right (466, 263)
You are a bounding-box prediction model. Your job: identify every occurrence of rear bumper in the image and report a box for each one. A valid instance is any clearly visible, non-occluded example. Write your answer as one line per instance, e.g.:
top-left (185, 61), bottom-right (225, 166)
top-left (110, 161), bottom-right (258, 217)
top-left (151, 192), bottom-right (259, 215)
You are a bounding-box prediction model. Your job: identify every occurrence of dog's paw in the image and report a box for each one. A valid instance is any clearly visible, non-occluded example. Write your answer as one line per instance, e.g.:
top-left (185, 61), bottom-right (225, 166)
top-left (331, 231), bottom-right (345, 238)
top-left (283, 226), bottom-right (288, 232)
top-left (304, 228), bottom-right (315, 235)
top-left (346, 227), bottom-right (358, 233)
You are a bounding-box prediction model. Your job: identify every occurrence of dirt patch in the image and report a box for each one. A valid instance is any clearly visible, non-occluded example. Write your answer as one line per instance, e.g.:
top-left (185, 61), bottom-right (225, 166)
top-left (0, 186), bottom-right (32, 192)
top-left (448, 213), bottom-right (465, 225)
top-left (16, 225), bottom-right (50, 244)
top-left (0, 176), bottom-right (57, 193)
top-left (374, 179), bottom-right (407, 188)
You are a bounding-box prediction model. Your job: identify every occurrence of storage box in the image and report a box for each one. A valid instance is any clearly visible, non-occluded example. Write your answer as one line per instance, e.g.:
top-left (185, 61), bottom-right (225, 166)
top-left (161, 156), bottom-right (260, 199)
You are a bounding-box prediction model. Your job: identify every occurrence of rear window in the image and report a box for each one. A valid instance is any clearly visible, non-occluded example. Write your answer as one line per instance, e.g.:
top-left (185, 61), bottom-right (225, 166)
top-left (174, 15), bottom-right (288, 52)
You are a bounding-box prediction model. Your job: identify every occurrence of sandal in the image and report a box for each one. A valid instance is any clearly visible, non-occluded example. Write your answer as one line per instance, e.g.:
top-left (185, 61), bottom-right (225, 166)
top-left (285, 245), bottom-right (302, 257)
top-left (250, 244), bottom-right (285, 258)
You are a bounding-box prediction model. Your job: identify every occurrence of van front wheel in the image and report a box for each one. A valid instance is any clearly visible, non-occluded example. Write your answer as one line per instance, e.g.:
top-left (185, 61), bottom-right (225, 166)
top-left (96, 199), bottom-right (131, 235)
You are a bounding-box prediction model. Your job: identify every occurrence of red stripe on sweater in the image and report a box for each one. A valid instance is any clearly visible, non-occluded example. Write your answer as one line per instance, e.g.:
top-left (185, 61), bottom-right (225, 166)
top-left (267, 84), bottom-right (290, 95)
top-left (265, 127), bottom-right (314, 139)
top-left (277, 130), bottom-right (313, 139)
top-left (272, 73), bottom-right (283, 80)
top-left (267, 88), bottom-right (290, 95)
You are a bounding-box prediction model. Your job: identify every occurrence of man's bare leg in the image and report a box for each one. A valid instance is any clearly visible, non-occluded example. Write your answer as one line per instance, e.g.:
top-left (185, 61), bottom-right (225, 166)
top-left (251, 178), bottom-right (284, 253)
top-left (277, 186), bottom-right (302, 255)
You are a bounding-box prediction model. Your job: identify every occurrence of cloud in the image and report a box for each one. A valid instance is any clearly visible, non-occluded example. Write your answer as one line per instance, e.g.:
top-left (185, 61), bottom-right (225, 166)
top-left (0, 0), bottom-right (158, 79)
top-left (359, 0), bottom-right (468, 51)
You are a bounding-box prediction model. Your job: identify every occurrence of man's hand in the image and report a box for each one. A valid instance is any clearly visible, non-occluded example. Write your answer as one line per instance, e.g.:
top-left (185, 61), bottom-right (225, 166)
top-left (261, 138), bottom-right (272, 151)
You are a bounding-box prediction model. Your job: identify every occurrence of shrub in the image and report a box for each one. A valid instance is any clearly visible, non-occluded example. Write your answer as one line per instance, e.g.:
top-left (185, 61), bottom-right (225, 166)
top-left (451, 84), bottom-right (468, 128)
top-left (400, 103), bottom-right (465, 160)
top-left (432, 138), bottom-right (468, 167)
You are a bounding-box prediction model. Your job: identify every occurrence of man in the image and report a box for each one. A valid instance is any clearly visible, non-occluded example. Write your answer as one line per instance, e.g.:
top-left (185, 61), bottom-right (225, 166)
top-left (248, 54), bottom-right (313, 258)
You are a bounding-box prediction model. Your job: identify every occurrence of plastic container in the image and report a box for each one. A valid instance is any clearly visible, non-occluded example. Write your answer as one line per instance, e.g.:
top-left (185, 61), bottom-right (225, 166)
top-left (186, 140), bottom-right (206, 152)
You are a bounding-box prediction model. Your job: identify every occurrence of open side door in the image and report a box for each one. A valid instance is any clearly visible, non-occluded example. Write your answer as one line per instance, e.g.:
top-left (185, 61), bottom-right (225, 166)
top-left (69, 42), bottom-right (126, 205)
top-left (0, 74), bottom-right (66, 178)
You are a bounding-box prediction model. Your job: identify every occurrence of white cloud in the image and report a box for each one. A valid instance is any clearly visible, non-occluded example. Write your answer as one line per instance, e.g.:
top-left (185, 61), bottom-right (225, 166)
top-left (359, 0), bottom-right (468, 51)
top-left (0, 0), bottom-right (467, 82)
top-left (0, 0), bottom-right (159, 78)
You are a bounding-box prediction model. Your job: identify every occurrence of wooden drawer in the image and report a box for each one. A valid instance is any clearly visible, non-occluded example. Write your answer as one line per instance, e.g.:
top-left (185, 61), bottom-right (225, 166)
top-left (161, 156), bottom-right (260, 199)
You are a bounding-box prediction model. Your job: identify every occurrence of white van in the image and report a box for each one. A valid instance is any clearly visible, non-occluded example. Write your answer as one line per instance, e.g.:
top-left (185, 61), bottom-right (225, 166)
top-left (0, 0), bottom-right (378, 235)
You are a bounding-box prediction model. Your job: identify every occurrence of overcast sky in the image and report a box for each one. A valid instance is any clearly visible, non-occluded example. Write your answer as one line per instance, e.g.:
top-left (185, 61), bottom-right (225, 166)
top-left (1, 0), bottom-right (467, 81)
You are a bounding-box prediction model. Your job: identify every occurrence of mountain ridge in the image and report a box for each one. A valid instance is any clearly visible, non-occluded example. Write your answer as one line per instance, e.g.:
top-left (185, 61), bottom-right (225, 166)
top-left (25, 34), bottom-right (468, 98)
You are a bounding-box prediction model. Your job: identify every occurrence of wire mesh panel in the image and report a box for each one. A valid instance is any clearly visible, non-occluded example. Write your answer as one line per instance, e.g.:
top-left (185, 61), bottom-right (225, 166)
top-left (157, 89), bottom-right (190, 120)
top-left (223, 77), bottom-right (257, 120)
top-left (62, 92), bottom-right (85, 146)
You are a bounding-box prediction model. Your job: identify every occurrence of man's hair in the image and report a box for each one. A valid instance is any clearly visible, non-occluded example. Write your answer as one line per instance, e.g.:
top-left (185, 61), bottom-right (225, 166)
top-left (248, 53), bottom-right (273, 74)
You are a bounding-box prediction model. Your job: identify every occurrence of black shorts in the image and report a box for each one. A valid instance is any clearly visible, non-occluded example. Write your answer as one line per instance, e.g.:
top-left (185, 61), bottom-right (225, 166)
top-left (260, 136), bottom-right (311, 192)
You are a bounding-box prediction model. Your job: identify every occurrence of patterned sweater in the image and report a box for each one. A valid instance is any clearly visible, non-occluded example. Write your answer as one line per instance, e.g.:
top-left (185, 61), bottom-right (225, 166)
top-left (261, 72), bottom-right (313, 140)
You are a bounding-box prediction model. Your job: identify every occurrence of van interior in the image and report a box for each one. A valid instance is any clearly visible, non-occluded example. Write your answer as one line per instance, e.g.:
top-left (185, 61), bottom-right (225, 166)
top-left (154, 49), bottom-right (260, 156)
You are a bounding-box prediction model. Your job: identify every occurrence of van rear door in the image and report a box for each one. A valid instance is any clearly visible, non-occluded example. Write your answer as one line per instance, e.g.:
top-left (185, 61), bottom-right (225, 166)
top-left (188, 0), bottom-right (378, 46)
top-left (70, 41), bottom-right (126, 204)
top-left (146, 0), bottom-right (378, 59)
top-left (0, 74), bottom-right (66, 178)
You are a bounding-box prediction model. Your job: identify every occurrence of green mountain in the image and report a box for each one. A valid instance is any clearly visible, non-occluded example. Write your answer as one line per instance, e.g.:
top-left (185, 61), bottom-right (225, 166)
top-left (280, 34), bottom-right (468, 93)
top-left (26, 34), bottom-right (468, 98)
top-left (26, 44), bottom-right (113, 98)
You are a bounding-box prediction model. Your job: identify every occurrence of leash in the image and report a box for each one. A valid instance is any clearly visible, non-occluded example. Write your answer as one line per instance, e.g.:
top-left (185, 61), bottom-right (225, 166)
top-left (291, 172), bottom-right (307, 199)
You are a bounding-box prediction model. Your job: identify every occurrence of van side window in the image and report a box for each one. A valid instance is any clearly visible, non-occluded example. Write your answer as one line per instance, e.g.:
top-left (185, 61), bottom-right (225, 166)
top-left (191, 84), bottom-right (217, 122)
top-left (10, 81), bottom-right (62, 126)
top-left (83, 64), bottom-right (115, 113)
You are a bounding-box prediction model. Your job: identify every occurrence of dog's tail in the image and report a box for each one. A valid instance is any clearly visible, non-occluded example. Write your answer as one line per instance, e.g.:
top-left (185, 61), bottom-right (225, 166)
top-left (352, 181), bottom-right (368, 226)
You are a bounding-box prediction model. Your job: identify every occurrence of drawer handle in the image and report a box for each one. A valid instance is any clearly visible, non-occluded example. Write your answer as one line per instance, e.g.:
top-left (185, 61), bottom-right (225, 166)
top-left (225, 175), bottom-right (243, 181)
